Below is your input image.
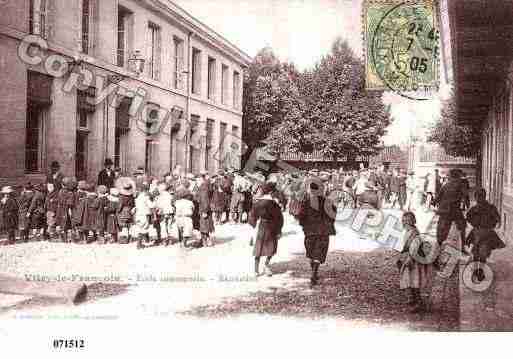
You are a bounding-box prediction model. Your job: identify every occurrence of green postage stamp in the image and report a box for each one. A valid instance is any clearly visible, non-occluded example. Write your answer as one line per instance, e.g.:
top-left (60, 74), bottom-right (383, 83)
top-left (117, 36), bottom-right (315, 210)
top-left (363, 0), bottom-right (440, 100)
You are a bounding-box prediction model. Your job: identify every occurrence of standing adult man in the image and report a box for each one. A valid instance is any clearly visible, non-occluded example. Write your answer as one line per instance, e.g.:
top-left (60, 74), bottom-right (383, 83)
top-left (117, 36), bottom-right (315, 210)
top-left (98, 158), bottom-right (116, 189)
top-left (433, 169), bottom-right (467, 247)
top-left (47, 161), bottom-right (64, 191)
top-left (434, 168), bottom-right (442, 201)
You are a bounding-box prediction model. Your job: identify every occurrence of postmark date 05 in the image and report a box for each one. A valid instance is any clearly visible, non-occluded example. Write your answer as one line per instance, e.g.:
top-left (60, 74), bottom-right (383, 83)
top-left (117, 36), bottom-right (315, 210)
top-left (52, 339), bottom-right (85, 349)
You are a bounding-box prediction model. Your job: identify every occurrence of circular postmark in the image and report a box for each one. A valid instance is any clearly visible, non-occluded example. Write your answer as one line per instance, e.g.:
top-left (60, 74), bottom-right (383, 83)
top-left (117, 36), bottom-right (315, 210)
top-left (371, 2), bottom-right (440, 100)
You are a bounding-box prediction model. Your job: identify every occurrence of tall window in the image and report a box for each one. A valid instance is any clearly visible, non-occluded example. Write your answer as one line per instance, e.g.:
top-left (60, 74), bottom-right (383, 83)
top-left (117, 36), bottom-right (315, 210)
top-left (26, 105), bottom-right (46, 173)
top-left (207, 57), bottom-right (216, 101)
top-left (148, 22), bottom-right (161, 80)
top-left (29, 0), bottom-right (47, 38)
top-left (81, 0), bottom-right (90, 53)
top-left (115, 98), bottom-right (131, 171)
top-left (233, 71), bottom-right (241, 109)
top-left (191, 48), bottom-right (202, 95)
top-left (221, 64), bottom-right (229, 105)
top-left (173, 37), bottom-right (184, 89)
top-left (117, 7), bottom-right (132, 67)
top-left (26, 71), bottom-right (51, 173)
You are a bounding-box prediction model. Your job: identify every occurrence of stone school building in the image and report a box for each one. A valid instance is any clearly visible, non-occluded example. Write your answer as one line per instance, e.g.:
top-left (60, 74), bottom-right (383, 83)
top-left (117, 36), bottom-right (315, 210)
top-left (0, 0), bottom-right (250, 186)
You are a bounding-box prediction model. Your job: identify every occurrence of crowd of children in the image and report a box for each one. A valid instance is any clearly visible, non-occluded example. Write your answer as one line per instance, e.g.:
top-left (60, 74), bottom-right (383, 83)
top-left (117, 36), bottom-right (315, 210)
top-left (0, 160), bottom-right (259, 249)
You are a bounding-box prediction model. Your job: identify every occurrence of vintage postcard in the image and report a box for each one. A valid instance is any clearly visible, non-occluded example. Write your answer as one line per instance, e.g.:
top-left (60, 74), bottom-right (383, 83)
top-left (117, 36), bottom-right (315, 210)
top-left (0, 0), bottom-right (511, 356)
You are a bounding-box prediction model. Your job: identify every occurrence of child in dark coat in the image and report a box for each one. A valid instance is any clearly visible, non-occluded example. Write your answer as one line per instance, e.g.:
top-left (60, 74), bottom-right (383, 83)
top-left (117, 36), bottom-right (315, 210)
top-left (45, 182), bottom-right (59, 241)
top-left (72, 181), bottom-right (89, 243)
top-left (105, 188), bottom-right (120, 243)
top-left (55, 177), bottom-right (77, 242)
top-left (1, 186), bottom-right (18, 244)
top-left (118, 182), bottom-right (135, 244)
top-left (18, 183), bottom-right (35, 242)
top-left (28, 183), bottom-right (46, 241)
top-left (95, 185), bottom-right (109, 244)
top-left (465, 188), bottom-right (506, 282)
top-left (81, 184), bottom-right (98, 244)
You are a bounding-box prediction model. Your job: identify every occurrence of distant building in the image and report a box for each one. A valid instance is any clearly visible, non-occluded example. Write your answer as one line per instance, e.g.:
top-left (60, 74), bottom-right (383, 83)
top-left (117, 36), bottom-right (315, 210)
top-left (414, 143), bottom-right (476, 187)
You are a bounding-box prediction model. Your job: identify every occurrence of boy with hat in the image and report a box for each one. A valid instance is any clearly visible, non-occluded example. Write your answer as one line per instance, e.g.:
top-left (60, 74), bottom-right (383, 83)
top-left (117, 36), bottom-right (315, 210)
top-left (55, 177), bottom-right (77, 242)
top-left (154, 181), bottom-right (175, 246)
top-left (18, 183), bottom-right (35, 242)
top-left (45, 182), bottom-right (59, 241)
top-left (81, 183), bottom-right (99, 244)
top-left (72, 180), bottom-right (89, 243)
top-left (134, 182), bottom-right (155, 249)
top-left (1, 186), bottom-right (18, 244)
top-left (28, 183), bottom-right (46, 241)
top-left (95, 185), bottom-right (109, 244)
top-left (105, 188), bottom-right (120, 243)
top-left (118, 180), bottom-right (135, 244)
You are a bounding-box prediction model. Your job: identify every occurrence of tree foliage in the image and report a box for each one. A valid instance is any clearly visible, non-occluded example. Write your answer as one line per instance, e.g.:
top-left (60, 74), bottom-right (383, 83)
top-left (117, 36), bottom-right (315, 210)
top-left (243, 39), bottom-right (392, 162)
top-left (427, 94), bottom-right (480, 157)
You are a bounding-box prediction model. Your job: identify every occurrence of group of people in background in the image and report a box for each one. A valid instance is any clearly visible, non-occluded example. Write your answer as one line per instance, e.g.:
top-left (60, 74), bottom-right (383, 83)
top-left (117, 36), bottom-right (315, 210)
top-left (0, 161), bottom-right (506, 296)
top-left (0, 159), bottom-right (260, 249)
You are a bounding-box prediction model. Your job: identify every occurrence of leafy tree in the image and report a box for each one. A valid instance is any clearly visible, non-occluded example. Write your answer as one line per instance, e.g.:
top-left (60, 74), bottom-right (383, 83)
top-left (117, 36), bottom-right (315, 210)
top-left (242, 48), bottom-right (300, 162)
top-left (427, 94), bottom-right (481, 158)
top-left (243, 39), bottom-right (392, 164)
top-left (267, 38), bottom-right (392, 161)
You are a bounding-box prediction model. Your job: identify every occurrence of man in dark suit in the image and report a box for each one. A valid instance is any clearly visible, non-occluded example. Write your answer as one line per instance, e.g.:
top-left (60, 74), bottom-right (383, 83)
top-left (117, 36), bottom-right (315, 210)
top-left (97, 158), bottom-right (115, 189)
top-left (47, 161), bottom-right (64, 191)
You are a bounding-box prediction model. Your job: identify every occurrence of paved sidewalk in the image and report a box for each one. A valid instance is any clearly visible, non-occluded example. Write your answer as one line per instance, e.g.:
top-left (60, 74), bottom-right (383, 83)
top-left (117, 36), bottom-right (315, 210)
top-left (459, 237), bottom-right (513, 331)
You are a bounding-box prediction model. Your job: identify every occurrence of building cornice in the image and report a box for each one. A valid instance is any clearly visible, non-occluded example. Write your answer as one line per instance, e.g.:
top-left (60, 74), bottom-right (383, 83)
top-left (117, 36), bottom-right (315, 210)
top-left (141, 0), bottom-right (252, 68)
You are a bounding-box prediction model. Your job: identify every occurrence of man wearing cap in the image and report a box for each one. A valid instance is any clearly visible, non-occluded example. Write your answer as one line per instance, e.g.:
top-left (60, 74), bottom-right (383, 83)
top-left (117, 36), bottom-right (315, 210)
top-left (1, 186), bottom-right (18, 244)
top-left (47, 161), bottom-right (64, 191)
top-left (222, 171), bottom-right (234, 223)
top-left (98, 158), bottom-right (116, 189)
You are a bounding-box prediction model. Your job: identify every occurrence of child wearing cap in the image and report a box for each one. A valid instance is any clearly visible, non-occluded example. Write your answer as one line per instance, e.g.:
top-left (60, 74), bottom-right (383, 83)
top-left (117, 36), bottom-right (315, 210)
top-left (55, 177), bottom-right (77, 242)
top-left (1, 186), bottom-right (18, 244)
top-left (118, 182), bottom-right (135, 244)
top-left (18, 183), bottom-right (35, 242)
top-left (154, 181), bottom-right (175, 246)
top-left (45, 182), bottom-right (59, 241)
top-left (95, 185), bottom-right (109, 244)
top-left (72, 180), bottom-right (89, 243)
top-left (82, 183), bottom-right (99, 244)
top-left (105, 188), bottom-right (120, 243)
top-left (134, 183), bottom-right (155, 249)
top-left (28, 183), bottom-right (46, 241)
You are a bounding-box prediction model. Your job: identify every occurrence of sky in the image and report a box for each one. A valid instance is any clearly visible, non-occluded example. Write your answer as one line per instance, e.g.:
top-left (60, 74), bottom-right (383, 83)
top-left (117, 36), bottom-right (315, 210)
top-left (173, 0), bottom-right (450, 146)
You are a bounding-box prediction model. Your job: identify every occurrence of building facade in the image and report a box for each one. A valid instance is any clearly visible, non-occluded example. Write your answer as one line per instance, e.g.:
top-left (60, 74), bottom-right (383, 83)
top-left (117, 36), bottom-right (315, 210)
top-left (440, 0), bottom-right (513, 239)
top-left (0, 0), bottom-right (251, 186)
